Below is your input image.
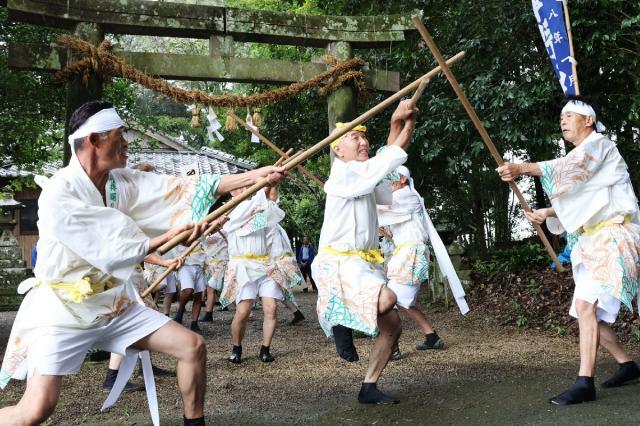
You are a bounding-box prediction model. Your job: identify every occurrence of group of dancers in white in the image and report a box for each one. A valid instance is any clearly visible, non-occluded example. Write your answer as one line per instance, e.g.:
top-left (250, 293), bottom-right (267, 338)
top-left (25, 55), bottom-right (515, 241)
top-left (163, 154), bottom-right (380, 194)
top-left (2, 92), bottom-right (640, 425)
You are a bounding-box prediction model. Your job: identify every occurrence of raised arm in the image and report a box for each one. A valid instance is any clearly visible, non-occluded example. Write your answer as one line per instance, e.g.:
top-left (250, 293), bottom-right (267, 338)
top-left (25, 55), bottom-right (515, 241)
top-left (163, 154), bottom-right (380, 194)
top-left (216, 166), bottom-right (286, 196)
top-left (387, 100), bottom-right (418, 151)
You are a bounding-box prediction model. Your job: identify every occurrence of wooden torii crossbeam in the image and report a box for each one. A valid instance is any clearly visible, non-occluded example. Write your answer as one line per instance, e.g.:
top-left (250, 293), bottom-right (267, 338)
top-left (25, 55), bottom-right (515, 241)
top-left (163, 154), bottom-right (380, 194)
top-left (6, 0), bottom-right (420, 163)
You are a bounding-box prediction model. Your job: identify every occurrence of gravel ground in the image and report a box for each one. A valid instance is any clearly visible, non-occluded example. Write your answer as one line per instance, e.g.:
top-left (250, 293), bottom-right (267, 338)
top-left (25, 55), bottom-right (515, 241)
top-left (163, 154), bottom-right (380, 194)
top-left (1, 292), bottom-right (639, 425)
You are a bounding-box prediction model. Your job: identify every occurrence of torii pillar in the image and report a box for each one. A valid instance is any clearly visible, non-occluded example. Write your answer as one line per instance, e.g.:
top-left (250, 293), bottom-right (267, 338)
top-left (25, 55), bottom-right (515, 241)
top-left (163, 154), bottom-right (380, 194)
top-left (326, 41), bottom-right (356, 132)
top-left (63, 22), bottom-right (104, 164)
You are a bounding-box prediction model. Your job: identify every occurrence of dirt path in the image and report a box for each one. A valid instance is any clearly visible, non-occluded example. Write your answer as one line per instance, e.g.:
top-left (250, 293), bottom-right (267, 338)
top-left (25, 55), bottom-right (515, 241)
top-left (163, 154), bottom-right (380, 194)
top-left (1, 292), bottom-right (638, 425)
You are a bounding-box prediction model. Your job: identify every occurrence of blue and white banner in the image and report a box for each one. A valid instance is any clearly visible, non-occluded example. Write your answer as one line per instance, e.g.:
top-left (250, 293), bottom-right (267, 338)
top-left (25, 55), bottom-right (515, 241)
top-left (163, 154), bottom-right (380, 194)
top-left (532, 0), bottom-right (576, 94)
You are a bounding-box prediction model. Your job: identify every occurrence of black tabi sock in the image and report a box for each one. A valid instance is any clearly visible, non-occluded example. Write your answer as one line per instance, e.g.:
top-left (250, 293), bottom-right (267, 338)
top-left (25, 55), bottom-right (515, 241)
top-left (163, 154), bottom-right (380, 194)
top-left (183, 415), bottom-right (205, 426)
top-left (232, 345), bottom-right (242, 355)
top-left (575, 376), bottom-right (594, 388)
top-left (333, 325), bottom-right (355, 351)
top-left (425, 331), bottom-right (440, 346)
top-left (105, 368), bottom-right (118, 381)
top-left (549, 376), bottom-right (596, 405)
top-left (260, 345), bottom-right (270, 354)
top-left (358, 382), bottom-right (399, 405)
top-left (602, 360), bottom-right (640, 387)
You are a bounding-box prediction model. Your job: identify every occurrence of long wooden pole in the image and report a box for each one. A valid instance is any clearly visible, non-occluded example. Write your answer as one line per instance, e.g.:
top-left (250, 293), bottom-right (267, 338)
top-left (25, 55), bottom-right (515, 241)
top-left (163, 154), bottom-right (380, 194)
top-left (411, 16), bottom-right (564, 271)
top-left (157, 50), bottom-right (466, 255)
top-left (229, 111), bottom-right (325, 187)
top-left (143, 149), bottom-right (295, 297)
top-left (562, 0), bottom-right (580, 95)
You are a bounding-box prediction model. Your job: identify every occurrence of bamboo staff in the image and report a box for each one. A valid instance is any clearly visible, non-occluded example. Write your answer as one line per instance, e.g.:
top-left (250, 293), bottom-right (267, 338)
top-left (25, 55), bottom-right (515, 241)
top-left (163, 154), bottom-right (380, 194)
top-left (411, 16), bottom-right (564, 272)
top-left (562, 0), bottom-right (580, 95)
top-left (157, 50), bottom-right (466, 255)
top-left (142, 150), bottom-right (294, 297)
top-left (229, 111), bottom-right (325, 187)
top-left (274, 148), bottom-right (294, 166)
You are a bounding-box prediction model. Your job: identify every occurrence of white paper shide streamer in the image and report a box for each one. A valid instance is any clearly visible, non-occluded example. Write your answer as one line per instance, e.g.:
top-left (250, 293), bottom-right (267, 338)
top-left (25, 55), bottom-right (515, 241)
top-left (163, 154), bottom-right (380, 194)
top-left (245, 114), bottom-right (260, 144)
top-left (206, 107), bottom-right (225, 142)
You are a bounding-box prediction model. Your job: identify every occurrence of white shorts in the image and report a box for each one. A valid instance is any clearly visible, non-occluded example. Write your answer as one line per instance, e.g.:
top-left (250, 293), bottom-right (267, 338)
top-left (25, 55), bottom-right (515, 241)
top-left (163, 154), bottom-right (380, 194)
top-left (569, 263), bottom-right (621, 324)
top-left (164, 272), bottom-right (178, 294)
top-left (237, 275), bottom-right (283, 304)
top-left (387, 281), bottom-right (420, 309)
top-left (177, 265), bottom-right (205, 293)
top-left (26, 303), bottom-right (169, 379)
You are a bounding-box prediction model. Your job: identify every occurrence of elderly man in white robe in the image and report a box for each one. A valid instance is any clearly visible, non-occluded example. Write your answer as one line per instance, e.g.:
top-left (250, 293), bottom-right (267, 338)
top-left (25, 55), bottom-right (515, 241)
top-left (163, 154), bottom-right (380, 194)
top-left (220, 186), bottom-right (286, 364)
top-left (378, 166), bottom-right (469, 359)
top-left (312, 100), bottom-right (417, 405)
top-left (0, 100), bottom-right (285, 426)
top-left (497, 95), bottom-right (640, 406)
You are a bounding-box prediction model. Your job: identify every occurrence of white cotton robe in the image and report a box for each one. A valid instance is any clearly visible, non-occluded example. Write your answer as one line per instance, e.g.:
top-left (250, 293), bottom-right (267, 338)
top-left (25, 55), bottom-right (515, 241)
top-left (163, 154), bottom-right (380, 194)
top-left (219, 190), bottom-right (285, 306)
top-left (0, 157), bottom-right (220, 387)
top-left (312, 145), bottom-right (407, 337)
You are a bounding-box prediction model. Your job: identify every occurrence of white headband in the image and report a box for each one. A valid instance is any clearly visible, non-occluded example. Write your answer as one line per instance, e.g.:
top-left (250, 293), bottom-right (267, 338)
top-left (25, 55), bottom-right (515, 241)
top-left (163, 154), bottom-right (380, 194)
top-left (395, 165), bottom-right (410, 179)
top-left (67, 108), bottom-right (125, 146)
top-left (561, 100), bottom-right (606, 132)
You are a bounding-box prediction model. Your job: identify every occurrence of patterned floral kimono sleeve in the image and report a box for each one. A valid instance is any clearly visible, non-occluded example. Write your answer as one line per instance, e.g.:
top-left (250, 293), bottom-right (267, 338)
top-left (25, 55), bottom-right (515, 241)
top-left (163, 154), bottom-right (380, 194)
top-left (108, 169), bottom-right (221, 237)
top-left (538, 139), bottom-right (612, 201)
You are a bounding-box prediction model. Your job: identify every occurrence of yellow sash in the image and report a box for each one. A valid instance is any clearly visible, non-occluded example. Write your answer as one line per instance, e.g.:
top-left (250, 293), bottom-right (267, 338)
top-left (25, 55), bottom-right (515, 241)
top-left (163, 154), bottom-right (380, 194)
top-left (42, 277), bottom-right (111, 303)
top-left (581, 215), bottom-right (631, 236)
top-left (322, 246), bottom-right (384, 264)
top-left (232, 253), bottom-right (269, 261)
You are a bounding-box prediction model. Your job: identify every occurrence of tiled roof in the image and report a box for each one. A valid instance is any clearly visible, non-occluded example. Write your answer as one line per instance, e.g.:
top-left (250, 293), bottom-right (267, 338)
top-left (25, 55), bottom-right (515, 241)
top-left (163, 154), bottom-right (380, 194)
top-left (128, 148), bottom-right (256, 175)
top-left (0, 161), bottom-right (61, 179)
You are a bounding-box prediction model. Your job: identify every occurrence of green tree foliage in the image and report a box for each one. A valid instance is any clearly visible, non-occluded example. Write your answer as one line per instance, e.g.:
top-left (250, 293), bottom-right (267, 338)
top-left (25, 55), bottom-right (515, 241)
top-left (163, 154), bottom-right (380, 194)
top-left (0, 7), bottom-right (65, 174)
top-left (1, 1), bottom-right (638, 250)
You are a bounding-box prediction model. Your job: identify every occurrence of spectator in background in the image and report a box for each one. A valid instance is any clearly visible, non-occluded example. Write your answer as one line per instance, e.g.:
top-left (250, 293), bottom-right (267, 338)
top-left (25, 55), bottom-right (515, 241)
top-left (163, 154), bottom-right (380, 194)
top-left (296, 236), bottom-right (317, 292)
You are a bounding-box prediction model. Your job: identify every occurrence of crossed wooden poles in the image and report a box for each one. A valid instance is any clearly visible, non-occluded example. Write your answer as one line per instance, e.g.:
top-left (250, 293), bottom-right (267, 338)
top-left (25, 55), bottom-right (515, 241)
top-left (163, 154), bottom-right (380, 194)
top-left (144, 16), bottom-right (563, 296)
top-left (410, 16), bottom-right (564, 271)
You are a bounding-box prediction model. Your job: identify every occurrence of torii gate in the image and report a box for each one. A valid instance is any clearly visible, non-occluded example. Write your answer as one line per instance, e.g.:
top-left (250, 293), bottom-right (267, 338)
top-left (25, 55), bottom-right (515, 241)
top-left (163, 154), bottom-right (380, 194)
top-left (5, 0), bottom-right (417, 162)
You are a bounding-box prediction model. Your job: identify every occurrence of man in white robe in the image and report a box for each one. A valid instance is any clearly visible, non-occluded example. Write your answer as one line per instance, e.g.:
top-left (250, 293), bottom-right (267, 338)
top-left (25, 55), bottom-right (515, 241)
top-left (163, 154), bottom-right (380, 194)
top-left (312, 100), bottom-right (417, 404)
top-left (497, 96), bottom-right (640, 405)
top-left (174, 243), bottom-right (207, 332)
top-left (0, 100), bottom-right (285, 425)
top-left (220, 186), bottom-right (286, 363)
top-left (378, 166), bottom-right (469, 359)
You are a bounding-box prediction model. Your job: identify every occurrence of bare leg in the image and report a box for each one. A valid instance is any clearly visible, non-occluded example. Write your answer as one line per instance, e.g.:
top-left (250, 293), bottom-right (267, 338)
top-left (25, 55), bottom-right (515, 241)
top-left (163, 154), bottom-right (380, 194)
top-left (178, 288), bottom-right (194, 311)
top-left (0, 375), bottom-right (62, 425)
top-left (261, 297), bottom-right (278, 347)
top-left (153, 290), bottom-right (162, 307)
top-left (191, 292), bottom-right (202, 323)
top-left (402, 306), bottom-right (434, 334)
top-left (109, 353), bottom-right (122, 370)
top-left (598, 322), bottom-right (632, 363)
top-left (133, 321), bottom-right (206, 419)
top-left (163, 292), bottom-right (175, 316)
top-left (281, 299), bottom-right (297, 313)
top-left (231, 300), bottom-right (254, 346)
top-left (549, 299), bottom-right (599, 405)
top-left (576, 300), bottom-right (599, 377)
top-left (364, 287), bottom-right (401, 383)
top-left (205, 287), bottom-right (215, 313)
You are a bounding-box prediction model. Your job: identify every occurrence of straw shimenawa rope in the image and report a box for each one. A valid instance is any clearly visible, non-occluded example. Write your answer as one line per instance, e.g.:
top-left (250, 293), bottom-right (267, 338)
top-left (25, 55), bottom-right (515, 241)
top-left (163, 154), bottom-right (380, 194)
top-left (54, 35), bottom-right (367, 107)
